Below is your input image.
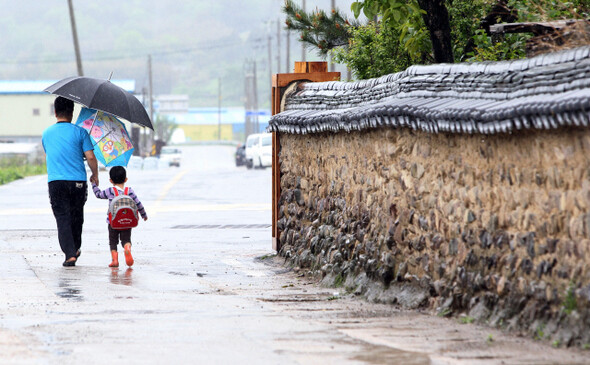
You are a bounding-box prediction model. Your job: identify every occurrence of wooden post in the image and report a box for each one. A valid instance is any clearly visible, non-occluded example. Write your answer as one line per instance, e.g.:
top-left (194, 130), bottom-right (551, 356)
top-left (271, 62), bottom-right (340, 251)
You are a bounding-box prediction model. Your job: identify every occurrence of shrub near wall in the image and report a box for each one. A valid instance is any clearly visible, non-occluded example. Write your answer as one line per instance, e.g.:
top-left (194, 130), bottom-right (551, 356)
top-left (277, 127), bottom-right (590, 346)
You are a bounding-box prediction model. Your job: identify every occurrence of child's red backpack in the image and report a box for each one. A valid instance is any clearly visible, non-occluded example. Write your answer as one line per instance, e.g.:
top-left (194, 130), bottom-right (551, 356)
top-left (108, 187), bottom-right (139, 230)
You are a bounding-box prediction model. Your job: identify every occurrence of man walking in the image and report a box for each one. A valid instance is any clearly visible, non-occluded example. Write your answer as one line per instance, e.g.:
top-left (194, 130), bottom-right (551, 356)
top-left (42, 96), bottom-right (99, 266)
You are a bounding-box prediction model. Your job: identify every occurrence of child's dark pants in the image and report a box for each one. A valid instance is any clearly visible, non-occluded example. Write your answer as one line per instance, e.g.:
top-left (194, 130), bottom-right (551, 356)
top-left (108, 225), bottom-right (132, 251)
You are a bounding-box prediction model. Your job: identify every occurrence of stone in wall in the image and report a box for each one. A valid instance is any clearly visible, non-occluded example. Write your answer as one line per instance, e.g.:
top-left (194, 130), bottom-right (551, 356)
top-left (277, 127), bottom-right (590, 347)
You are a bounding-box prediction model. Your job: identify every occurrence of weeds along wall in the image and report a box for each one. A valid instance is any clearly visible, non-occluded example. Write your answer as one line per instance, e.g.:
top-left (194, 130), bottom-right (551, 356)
top-left (276, 127), bottom-right (590, 346)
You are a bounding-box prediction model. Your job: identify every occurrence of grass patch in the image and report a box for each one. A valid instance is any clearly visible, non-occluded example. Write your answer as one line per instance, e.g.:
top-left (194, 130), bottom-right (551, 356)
top-left (258, 253), bottom-right (277, 261)
top-left (534, 324), bottom-right (545, 341)
top-left (563, 283), bottom-right (578, 315)
top-left (0, 157), bottom-right (46, 185)
top-left (552, 340), bottom-right (560, 348)
top-left (327, 295), bottom-right (340, 301)
top-left (582, 344), bottom-right (590, 350)
top-left (333, 273), bottom-right (345, 288)
top-left (460, 316), bottom-right (475, 324)
top-left (486, 334), bottom-right (494, 344)
top-left (438, 307), bottom-right (452, 317)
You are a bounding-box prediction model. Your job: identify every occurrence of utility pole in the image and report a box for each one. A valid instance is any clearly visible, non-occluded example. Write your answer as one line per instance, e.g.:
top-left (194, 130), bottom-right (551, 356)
top-left (244, 61), bottom-right (251, 139)
top-left (147, 55), bottom-right (154, 156)
top-left (67, 0), bottom-right (83, 76)
top-left (244, 60), bottom-right (259, 138)
top-left (267, 28), bottom-right (272, 89)
top-left (218, 77), bottom-right (222, 141)
top-left (277, 18), bottom-right (281, 74)
top-left (253, 60), bottom-right (258, 134)
top-left (286, 30), bottom-right (291, 72)
top-left (301, 0), bottom-right (306, 62)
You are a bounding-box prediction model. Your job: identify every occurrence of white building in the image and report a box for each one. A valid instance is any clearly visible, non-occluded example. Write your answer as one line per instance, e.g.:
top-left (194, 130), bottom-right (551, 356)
top-left (0, 79), bottom-right (135, 143)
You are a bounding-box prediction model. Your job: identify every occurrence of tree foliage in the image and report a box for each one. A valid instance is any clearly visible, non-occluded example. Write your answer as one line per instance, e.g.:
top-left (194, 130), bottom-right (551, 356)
top-left (284, 0), bottom-right (590, 80)
top-left (154, 114), bottom-right (178, 144)
top-left (333, 23), bottom-right (412, 79)
top-left (352, 0), bottom-right (454, 63)
top-left (283, 0), bottom-right (360, 56)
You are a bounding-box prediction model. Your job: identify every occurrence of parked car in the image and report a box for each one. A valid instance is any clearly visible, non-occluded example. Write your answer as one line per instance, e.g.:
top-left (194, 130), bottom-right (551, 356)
top-left (244, 133), bottom-right (260, 169)
top-left (235, 144), bottom-right (246, 167)
top-left (159, 146), bottom-right (182, 167)
top-left (245, 133), bottom-right (272, 169)
top-left (259, 133), bottom-right (272, 167)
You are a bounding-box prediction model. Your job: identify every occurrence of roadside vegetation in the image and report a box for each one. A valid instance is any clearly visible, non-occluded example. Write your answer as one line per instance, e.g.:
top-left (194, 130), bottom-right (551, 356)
top-left (0, 157), bottom-right (46, 185)
top-left (284, 0), bottom-right (590, 79)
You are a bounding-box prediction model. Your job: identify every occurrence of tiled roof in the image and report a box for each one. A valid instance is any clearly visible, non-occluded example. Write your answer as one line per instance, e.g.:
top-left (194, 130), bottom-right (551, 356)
top-left (268, 46), bottom-right (590, 135)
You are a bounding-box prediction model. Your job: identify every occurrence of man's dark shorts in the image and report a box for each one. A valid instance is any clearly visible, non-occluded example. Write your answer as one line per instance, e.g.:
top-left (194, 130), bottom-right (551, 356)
top-left (108, 225), bottom-right (132, 251)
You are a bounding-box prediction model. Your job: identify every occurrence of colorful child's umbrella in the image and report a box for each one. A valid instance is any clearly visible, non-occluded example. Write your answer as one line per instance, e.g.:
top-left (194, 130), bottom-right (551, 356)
top-left (75, 107), bottom-right (135, 167)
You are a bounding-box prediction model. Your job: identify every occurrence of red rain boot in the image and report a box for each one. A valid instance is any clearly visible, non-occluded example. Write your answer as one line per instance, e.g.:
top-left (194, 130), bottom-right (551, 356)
top-left (109, 250), bottom-right (119, 267)
top-left (124, 244), bottom-right (134, 267)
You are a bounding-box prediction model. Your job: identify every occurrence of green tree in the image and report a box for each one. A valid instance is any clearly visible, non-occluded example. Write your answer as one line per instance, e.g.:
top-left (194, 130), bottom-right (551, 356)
top-left (153, 115), bottom-right (178, 144)
top-left (283, 0), bottom-right (360, 56)
top-left (285, 0), bottom-right (590, 79)
top-left (332, 23), bottom-right (412, 79)
top-left (351, 0), bottom-right (454, 63)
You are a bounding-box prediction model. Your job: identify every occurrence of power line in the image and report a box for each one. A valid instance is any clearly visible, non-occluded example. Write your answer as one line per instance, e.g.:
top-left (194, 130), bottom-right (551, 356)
top-left (0, 39), bottom-right (255, 65)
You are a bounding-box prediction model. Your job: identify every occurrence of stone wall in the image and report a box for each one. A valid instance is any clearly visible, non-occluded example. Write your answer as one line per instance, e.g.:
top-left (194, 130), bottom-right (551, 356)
top-left (277, 127), bottom-right (590, 346)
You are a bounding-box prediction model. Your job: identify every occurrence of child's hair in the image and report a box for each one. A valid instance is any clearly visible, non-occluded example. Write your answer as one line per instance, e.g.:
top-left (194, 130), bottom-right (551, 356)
top-left (109, 166), bottom-right (127, 184)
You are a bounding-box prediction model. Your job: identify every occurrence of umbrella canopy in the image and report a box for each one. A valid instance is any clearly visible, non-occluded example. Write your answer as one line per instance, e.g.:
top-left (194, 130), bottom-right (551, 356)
top-left (76, 107), bottom-right (135, 167)
top-left (45, 76), bottom-right (153, 130)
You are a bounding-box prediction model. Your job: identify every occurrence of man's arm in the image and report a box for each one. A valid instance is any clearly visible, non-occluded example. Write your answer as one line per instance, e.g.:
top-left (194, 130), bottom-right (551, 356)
top-left (84, 150), bottom-right (99, 186)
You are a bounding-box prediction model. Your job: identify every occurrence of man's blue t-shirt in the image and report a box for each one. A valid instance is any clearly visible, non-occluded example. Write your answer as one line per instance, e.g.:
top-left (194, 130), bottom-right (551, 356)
top-left (42, 122), bottom-right (94, 183)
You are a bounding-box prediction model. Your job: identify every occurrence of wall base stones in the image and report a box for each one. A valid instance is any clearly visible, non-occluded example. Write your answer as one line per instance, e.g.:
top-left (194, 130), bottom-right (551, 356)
top-left (277, 127), bottom-right (590, 347)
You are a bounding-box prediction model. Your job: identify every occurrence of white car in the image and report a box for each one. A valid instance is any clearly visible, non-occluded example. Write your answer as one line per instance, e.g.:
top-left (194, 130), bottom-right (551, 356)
top-left (160, 146), bottom-right (182, 167)
top-left (245, 133), bottom-right (272, 169)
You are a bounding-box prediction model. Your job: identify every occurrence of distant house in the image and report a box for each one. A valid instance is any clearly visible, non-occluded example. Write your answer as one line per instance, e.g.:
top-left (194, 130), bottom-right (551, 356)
top-left (165, 107), bottom-right (271, 143)
top-left (0, 80), bottom-right (270, 145)
top-left (0, 79), bottom-right (136, 143)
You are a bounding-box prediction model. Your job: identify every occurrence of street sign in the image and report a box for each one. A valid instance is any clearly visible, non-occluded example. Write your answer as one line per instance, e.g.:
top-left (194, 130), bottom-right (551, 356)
top-left (245, 110), bottom-right (270, 116)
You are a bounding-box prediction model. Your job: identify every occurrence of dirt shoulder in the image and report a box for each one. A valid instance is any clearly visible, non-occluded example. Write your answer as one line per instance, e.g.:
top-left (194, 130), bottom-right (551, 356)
top-left (261, 256), bottom-right (590, 365)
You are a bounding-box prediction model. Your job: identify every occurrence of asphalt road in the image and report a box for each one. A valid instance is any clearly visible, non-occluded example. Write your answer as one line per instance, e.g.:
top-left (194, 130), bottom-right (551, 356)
top-left (1, 145), bottom-right (589, 365)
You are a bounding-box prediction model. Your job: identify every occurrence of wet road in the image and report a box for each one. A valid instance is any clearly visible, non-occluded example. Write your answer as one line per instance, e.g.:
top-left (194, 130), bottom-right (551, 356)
top-left (1, 145), bottom-right (589, 364)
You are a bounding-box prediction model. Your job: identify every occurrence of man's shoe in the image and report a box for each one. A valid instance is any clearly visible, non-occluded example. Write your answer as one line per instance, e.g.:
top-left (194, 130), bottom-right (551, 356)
top-left (63, 258), bottom-right (76, 267)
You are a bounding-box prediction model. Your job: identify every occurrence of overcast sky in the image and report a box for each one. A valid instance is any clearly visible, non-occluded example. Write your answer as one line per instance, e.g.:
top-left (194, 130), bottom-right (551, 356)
top-left (0, 1), bottom-right (356, 106)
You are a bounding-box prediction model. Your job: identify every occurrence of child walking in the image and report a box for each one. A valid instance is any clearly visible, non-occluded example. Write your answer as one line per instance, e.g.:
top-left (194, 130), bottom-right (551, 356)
top-left (92, 166), bottom-right (147, 267)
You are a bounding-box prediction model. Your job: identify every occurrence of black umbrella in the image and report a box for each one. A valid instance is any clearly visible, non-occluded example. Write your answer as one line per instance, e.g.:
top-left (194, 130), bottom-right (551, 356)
top-left (44, 76), bottom-right (153, 130)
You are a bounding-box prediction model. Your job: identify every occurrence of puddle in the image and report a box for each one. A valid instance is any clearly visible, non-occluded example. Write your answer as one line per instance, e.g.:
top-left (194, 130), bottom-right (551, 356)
top-left (56, 278), bottom-right (83, 301)
top-left (258, 294), bottom-right (328, 303)
top-left (110, 268), bottom-right (134, 286)
top-left (168, 271), bottom-right (188, 276)
top-left (351, 345), bottom-right (431, 365)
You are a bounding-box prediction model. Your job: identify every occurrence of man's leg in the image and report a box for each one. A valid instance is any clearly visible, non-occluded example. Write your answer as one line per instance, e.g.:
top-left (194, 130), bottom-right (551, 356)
top-left (48, 181), bottom-right (77, 259)
top-left (70, 181), bottom-right (88, 254)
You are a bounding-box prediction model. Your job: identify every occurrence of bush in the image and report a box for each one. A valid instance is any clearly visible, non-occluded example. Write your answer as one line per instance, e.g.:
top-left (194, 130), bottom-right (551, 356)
top-left (0, 157), bottom-right (46, 185)
top-left (333, 23), bottom-right (412, 80)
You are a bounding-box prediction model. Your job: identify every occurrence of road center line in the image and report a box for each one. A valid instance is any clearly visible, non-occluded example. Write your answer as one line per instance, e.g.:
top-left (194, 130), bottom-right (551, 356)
top-left (151, 169), bottom-right (189, 216)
